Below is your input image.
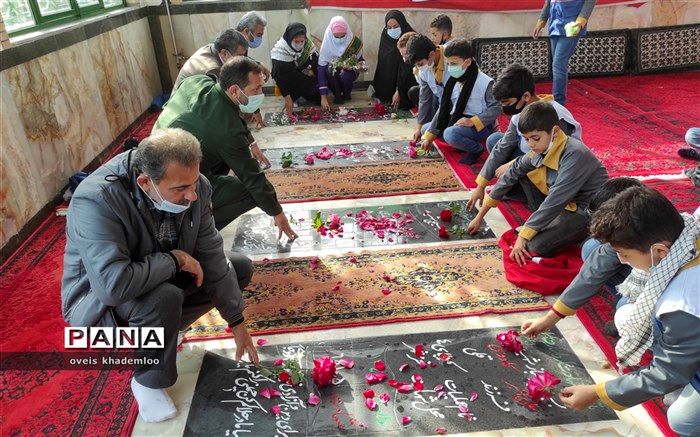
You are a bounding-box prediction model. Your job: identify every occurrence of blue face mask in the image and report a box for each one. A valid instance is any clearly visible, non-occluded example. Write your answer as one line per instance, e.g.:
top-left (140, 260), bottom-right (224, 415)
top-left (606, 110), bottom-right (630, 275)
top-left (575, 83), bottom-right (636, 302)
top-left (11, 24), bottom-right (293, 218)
top-left (447, 63), bottom-right (466, 78)
top-left (237, 89), bottom-right (265, 114)
top-left (387, 27), bottom-right (401, 40)
top-left (333, 35), bottom-right (347, 45)
top-left (249, 35), bottom-right (263, 49)
top-left (142, 180), bottom-right (191, 214)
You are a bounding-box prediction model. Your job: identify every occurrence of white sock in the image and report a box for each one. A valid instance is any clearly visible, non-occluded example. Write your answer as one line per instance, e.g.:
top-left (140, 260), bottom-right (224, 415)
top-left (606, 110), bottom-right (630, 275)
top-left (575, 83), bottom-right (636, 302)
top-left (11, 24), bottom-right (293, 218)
top-left (131, 377), bottom-right (177, 423)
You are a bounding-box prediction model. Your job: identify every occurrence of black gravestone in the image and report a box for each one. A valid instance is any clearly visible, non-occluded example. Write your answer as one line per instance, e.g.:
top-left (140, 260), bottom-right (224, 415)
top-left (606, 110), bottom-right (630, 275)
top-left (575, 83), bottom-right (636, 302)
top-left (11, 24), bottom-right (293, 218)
top-left (264, 141), bottom-right (437, 170)
top-left (231, 201), bottom-right (495, 256)
top-left (184, 327), bottom-right (617, 436)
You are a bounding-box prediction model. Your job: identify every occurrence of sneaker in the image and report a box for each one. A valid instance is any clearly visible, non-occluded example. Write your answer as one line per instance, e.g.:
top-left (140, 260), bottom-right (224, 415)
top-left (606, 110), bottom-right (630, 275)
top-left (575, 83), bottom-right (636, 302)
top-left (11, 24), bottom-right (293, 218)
top-left (603, 321), bottom-right (619, 337)
top-left (678, 147), bottom-right (700, 161)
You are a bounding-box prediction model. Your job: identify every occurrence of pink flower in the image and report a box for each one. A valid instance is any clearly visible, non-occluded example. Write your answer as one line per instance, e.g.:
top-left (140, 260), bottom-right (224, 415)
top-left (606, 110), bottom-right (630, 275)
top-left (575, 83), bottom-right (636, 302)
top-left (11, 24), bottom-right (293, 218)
top-left (338, 357), bottom-right (355, 369)
top-left (363, 389), bottom-right (375, 399)
top-left (399, 363), bottom-right (409, 372)
top-left (309, 257), bottom-right (320, 270)
top-left (314, 147), bottom-right (335, 160)
top-left (311, 355), bottom-right (337, 388)
top-left (438, 225), bottom-right (450, 239)
top-left (401, 416), bottom-right (412, 426)
top-left (260, 387), bottom-right (281, 399)
top-left (408, 146), bottom-right (418, 159)
top-left (327, 213), bottom-right (342, 230)
top-left (365, 398), bottom-right (377, 411)
top-left (527, 371), bottom-right (561, 403)
top-left (374, 360), bottom-right (385, 371)
top-left (439, 209), bottom-right (453, 222)
top-left (304, 154), bottom-right (315, 165)
top-left (379, 393), bottom-right (390, 404)
top-left (308, 393), bottom-right (321, 406)
top-left (270, 404), bottom-right (281, 416)
top-left (274, 358), bottom-right (284, 366)
top-left (496, 329), bottom-right (524, 354)
top-left (256, 338), bottom-right (267, 346)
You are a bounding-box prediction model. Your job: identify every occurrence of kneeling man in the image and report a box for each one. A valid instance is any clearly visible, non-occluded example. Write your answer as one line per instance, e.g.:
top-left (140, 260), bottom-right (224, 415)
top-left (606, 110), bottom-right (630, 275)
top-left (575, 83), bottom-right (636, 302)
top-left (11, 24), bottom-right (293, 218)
top-left (61, 128), bottom-right (259, 422)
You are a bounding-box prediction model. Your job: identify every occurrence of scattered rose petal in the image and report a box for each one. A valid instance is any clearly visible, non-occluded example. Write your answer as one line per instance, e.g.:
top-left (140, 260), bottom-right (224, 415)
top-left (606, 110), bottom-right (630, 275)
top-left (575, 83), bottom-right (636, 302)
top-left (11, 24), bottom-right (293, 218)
top-left (309, 257), bottom-right (320, 270)
top-left (278, 371), bottom-right (290, 383)
top-left (368, 267), bottom-right (375, 273)
top-left (411, 374), bottom-right (423, 383)
top-left (436, 426), bottom-right (448, 435)
top-left (415, 345), bottom-right (424, 359)
top-left (363, 389), bottom-right (375, 399)
top-left (419, 360), bottom-right (427, 369)
top-left (332, 283), bottom-right (341, 292)
top-left (399, 364), bottom-right (409, 372)
top-left (379, 393), bottom-right (390, 404)
top-left (308, 393), bottom-right (321, 406)
top-left (225, 325), bottom-right (232, 333)
top-left (257, 338), bottom-right (267, 346)
top-left (413, 381), bottom-right (424, 391)
top-left (365, 373), bottom-right (378, 384)
top-left (470, 391), bottom-right (479, 402)
top-left (274, 358), bottom-right (284, 366)
top-left (430, 361), bottom-right (437, 368)
top-left (437, 391), bottom-right (447, 399)
top-left (338, 357), bottom-right (355, 369)
top-left (365, 398), bottom-right (378, 411)
top-left (458, 403), bottom-right (469, 414)
top-left (397, 384), bottom-right (414, 394)
top-left (381, 287), bottom-right (392, 296)
top-left (382, 273), bottom-right (394, 282)
top-left (260, 387), bottom-right (273, 399)
top-left (439, 353), bottom-right (451, 362)
top-left (434, 384), bottom-right (444, 392)
top-left (271, 405), bottom-right (281, 416)
top-left (402, 416), bottom-right (412, 426)
top-left (304, 154), bottom-right (315, 165)
top-left (374, 372), bottom-right (387, 382)
top-left (348, 256), bottom-right (357, 264)
top-left (388, 379), bottom-right (399, 388)
top-left (374, 360), bottom-right (386, 371)
top-left (496, 329), bottom-right (524, 354)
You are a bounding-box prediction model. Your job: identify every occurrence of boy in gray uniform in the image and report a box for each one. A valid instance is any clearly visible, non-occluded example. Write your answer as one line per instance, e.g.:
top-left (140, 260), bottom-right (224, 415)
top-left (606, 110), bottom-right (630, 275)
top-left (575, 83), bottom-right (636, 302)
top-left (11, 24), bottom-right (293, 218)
top-left (467, 101), bottom-right (608, 260)
top-left (558, 187), bottom-right (700, 437)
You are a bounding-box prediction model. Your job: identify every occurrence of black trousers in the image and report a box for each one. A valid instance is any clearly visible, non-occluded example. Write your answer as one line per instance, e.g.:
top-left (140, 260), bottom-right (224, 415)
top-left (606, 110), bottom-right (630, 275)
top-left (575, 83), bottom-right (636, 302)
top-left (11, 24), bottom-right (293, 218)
top-left (107, 251), bottom-right (253, 388)
top-left (520, 178), bottom-right (590, 257)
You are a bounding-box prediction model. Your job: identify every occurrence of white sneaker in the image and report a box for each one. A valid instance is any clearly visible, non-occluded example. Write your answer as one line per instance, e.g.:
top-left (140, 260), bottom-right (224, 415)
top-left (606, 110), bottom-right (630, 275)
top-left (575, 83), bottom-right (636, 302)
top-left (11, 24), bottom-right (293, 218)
top-left (130, 378), bottom-right (177, 423)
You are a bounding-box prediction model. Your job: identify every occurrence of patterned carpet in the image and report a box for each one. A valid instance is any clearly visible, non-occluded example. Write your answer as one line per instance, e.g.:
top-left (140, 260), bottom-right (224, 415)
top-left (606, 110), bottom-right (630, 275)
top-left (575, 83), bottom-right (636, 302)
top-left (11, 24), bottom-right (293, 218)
top-left (266, 159), bottom-right (464, 203)
top-left (187, 242), bottom-right (550, 340)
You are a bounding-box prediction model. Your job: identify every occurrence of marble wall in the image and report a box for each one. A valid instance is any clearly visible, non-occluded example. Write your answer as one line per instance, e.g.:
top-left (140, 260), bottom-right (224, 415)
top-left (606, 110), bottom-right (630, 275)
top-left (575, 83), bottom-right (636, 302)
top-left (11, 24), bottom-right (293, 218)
top-left (0, 17), bottom-right (161, 248)
top-left (158, 0), bottom-right (699, 83)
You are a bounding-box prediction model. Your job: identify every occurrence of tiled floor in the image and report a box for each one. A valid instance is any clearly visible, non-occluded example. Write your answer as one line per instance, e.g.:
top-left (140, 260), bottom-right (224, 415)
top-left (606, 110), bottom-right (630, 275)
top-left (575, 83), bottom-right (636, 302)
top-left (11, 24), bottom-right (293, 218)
top-left (131, 94), bottom-right (660, 436)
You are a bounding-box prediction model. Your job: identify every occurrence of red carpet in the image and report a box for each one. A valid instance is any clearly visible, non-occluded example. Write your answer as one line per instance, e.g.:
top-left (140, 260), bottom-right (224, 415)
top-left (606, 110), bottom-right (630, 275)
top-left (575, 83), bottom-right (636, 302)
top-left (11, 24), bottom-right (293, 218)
top-left (0, 111), bottom-right (160, 437)
top-left (643, 178), bottom-right (700, 214)
top-left (577, 288), bottom-right (675, 437)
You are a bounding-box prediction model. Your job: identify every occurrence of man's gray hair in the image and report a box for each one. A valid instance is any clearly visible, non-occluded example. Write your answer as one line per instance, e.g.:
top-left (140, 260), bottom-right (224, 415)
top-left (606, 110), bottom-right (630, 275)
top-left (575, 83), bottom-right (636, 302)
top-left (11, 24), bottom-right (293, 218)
top-left (236, 11), bottom-right (266, 32)
top-left (132, 128), bottom-right (202, 183)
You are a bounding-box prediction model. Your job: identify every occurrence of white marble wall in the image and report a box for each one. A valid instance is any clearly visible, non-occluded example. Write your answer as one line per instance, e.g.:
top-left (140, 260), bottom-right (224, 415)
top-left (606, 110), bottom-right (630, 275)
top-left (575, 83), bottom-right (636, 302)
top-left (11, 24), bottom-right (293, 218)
top-left (0, 17), bottom-right (161, 248)
top-left (159, 0), bottom-right (699, 84)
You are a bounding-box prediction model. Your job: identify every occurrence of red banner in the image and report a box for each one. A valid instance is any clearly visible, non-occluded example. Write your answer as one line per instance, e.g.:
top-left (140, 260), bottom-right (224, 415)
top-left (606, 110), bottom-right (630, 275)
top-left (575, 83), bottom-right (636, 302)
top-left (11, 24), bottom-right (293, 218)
top-left (308, 0), bottom-right (646, 11)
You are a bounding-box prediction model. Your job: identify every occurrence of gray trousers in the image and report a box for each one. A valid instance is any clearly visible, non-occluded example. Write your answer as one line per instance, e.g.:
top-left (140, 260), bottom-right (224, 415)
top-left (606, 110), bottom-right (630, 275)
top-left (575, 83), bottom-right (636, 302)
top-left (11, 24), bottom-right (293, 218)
top-left (108, 251), bottom-right (253, 389)
top-left (520, 178), bottom-right (590, 257)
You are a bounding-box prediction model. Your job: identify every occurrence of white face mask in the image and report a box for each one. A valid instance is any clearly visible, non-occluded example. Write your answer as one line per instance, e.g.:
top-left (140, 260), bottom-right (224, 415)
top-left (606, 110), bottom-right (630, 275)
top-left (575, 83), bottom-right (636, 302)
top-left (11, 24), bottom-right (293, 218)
top-left (543, 128), bottom-right (557, 154)
top-left (141, 180), bottom-right (191, 214)
top-left (387, 27), bottom-right (402, 40)
top-left (418, 61), bottom-right (432, 72)
top-left (291, 41), bottom-right (305, 52)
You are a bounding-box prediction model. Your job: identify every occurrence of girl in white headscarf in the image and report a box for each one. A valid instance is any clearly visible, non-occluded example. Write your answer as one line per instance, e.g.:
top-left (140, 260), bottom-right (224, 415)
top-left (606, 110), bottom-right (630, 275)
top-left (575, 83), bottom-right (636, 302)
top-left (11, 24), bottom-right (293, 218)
top-left (271, 22), bottom-right (320, 114)
top-left (317, 16), bottom-right (365, 110)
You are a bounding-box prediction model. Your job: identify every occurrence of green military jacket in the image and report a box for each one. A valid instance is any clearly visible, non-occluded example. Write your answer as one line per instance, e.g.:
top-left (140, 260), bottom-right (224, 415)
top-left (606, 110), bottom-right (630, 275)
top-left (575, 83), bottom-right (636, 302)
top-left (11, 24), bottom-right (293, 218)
top-left (154, 74), bottom-right (282, 216)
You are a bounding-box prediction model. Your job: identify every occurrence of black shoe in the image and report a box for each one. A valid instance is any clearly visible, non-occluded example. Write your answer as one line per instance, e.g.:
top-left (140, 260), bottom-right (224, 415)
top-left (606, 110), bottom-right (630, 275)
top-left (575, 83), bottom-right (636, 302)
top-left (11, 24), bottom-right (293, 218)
top-left (678, 147), bottom-right (700, 161)
top-left (604, 321), bottom-right (619, 337)
top-left (458, 145), bottom-right (484, 165)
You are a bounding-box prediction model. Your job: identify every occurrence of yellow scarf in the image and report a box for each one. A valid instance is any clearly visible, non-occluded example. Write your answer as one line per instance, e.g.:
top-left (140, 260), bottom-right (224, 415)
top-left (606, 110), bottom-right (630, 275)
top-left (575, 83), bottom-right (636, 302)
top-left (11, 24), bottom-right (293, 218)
top-left (525, 129), bottom-right (578, 212)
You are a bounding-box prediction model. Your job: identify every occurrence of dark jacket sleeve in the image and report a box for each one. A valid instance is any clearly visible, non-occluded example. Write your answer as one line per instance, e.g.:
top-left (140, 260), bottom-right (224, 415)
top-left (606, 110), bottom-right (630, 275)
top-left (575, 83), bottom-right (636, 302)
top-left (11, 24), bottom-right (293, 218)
top-left (193, 177), bottom-right (245, 325)
top-left (597, 311), bottom-right (700, 410)
top-left (70, 193), bottom-right (177, 307)
top-left (272, 59), bottom-right (300, 97)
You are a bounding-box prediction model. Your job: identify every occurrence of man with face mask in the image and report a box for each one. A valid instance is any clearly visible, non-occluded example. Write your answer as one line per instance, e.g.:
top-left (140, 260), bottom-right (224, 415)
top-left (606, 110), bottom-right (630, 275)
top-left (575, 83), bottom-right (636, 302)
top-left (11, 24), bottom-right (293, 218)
top-left (61, 128), bottom-right (260, 424)
top-left (173, 29), bottom-right (248, 91)
top-left (154, 57), bottom-right (297, 239)
top-left (235, 11), bottom-right (270, 129)
top-left (467, 64), bottom-right (582, 212)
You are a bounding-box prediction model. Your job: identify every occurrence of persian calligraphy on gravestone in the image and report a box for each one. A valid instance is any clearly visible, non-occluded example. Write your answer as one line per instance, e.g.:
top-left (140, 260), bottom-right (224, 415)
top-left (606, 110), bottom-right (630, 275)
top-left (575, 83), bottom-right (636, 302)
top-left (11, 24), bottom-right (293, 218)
top-left (184, 327), bottom-right (617, 436)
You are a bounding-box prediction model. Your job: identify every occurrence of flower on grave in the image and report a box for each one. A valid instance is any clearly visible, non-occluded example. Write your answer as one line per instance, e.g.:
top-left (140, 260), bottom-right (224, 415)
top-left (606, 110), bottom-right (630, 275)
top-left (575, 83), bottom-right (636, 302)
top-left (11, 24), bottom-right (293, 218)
top-left (304, 154), bottom-right (315, 165)
top-left (439, 209), bottom-right (453, 222)
top-left (259, 359), bottom-right (304, 386)
top-left (328, 213), bottom-right (342, 231)
top-left (335, 147), bottom-right (354, 158)
top-left (408, 146), bottom-right (418, 159)
top-left (309, 257), bottom-right (320, 270)
top-left (450, 225), bottom-right (467, 238)
top-left (374, 102), bottom-right (387, 117)
top-left (496, 329), bottom-right (524, 354)
top-left (280, 151), bottom-right (294, 168)
top-left (527, 371), bottom-right (561, 403)
top-left (314, 147), bottom-right (335, 160)
top-left (438, 225), bottom-right (450, 239)
top-left (270, 405), bottom-right (281, 416)
top-left (312, 355), bottom-right (337, 388)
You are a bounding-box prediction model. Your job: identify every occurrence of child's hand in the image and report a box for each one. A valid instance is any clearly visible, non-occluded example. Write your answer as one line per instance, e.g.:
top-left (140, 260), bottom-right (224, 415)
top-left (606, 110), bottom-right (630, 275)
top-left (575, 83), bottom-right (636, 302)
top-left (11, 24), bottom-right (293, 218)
top-left (521, 311), bottom-right (560, 338)
top-left (510, 235), bottom-right (532, 266)
top-left (455, 117), bottom-right (474, 128)
top-left (559, 385), bottom-right (599, 410)
top-left (467, 217), bottom-right (482, 235)
top-left (467, 186), bottom-right (485, 211)
top-left (495, 162), bottom-right (512, 178)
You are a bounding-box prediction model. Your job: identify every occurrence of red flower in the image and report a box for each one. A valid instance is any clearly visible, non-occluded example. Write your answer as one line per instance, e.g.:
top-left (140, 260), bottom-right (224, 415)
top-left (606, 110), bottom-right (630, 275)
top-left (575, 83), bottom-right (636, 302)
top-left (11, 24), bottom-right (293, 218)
top-left (374, 360), bottom-right (385, 371)
top-left (311, 355), bottom-right (337, 388)
top-left (374, 102), bottom-right (387, 116)
top-left (439, 209), bottom-right (453, 222)
top-left (408, 146), bottom-right (418, 159)
top-left (278, 371), bottom-right (290, 383)
top-left (527, 371), bottom-right (561, 402)
top-left (327, 213), bottom-right (342, 230)
top-left (496, 329), bottom-right (524, 354)
top-left (414, 345), bottom-right (424, 358)
top-left (271, 404), bottom-right (281, 416)
top-left (304, 154), bottom-right (315, 165)
top-left (363, 389), bottom-right (375, 399)
top-left (438, 225), bottom-right (450, 239)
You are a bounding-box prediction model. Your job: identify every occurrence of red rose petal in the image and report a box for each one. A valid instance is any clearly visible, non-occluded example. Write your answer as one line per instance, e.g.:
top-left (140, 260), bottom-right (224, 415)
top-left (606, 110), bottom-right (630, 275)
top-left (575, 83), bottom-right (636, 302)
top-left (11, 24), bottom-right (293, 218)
top-left (436, 426), bottom-right (448, 435)
top-left (411, 374), bottom-right (423, 383)
top-left (225, 325), bottom-right (232, 333)
top-left (414, 345), bottom-right (424, 358)
top-left (469, 391), bottom-right (478, 402)
top-left (256, 338), bottom-right (267, 346)
top-left (308, 393), bottom-right (321, 406)
top-left (365, 373), bottom-right (378, 384)
top-left (430, 361), bottom-right (437, 368)
top-left (397, 384), bottom-right (413, 394)
top-left (439, 353), bottom-right (451, 362)
top-left (374, 360), bottom-right (386, 371)
top-left (338, 357), bottom-right (355, 369)
top-left (399, 364), bottom-right (409, 372)
top-left (381, 287), bottom-right (392, 295)
top-left (401, 416), bottom-right (412, 426)
top-left (388, 379), bottom-right (399, 388)
top-left (419, 360), bottom-right (427, 369)
top-left (434, 384), bottom-right (444, 392)
top-left (458, 403), bottom-right (469, 414)
top-left (379, 393), bottom-right (390, 404)
top-left (374, 372), bottom-right (387, 382)
top-left (271, 405), bottom-right (281, 416)
top-left (260, 387), bottom-right (273, 399)
top-left (363, 389), bottom-right (375, 399)
top-left (413, 381), bottom-right (424, 391)
top-left (348, 256), bottom-right (357, 264)
top-left (332, 283), bottom-right (341, 291)
top-left (273, 358), bottom-right (284, 366)
top-left (365, 398), bottom-right (377, 411)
